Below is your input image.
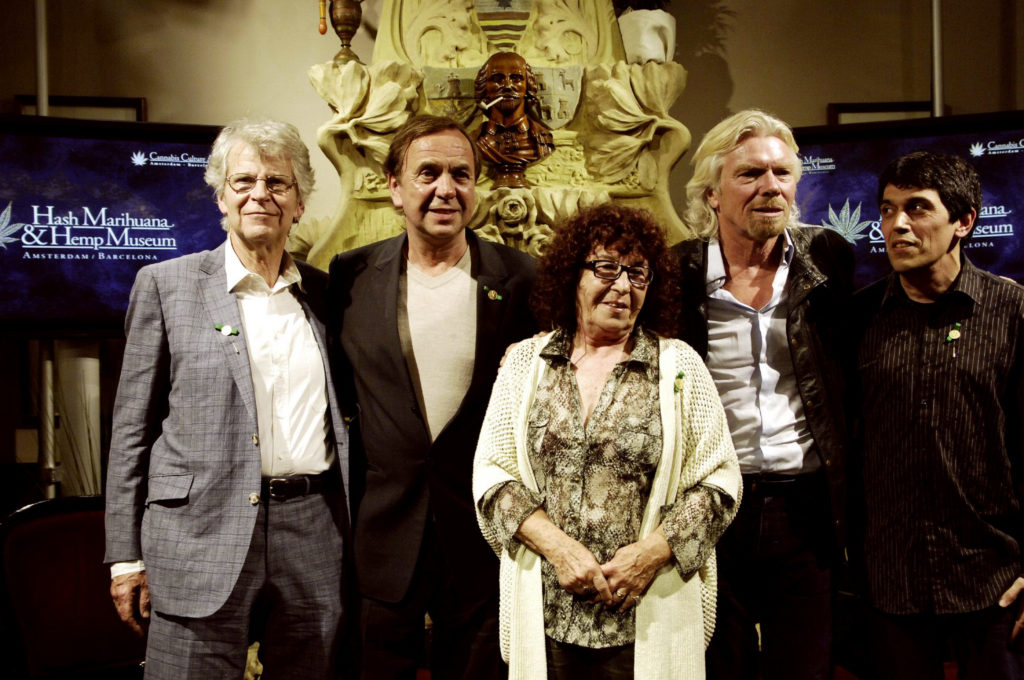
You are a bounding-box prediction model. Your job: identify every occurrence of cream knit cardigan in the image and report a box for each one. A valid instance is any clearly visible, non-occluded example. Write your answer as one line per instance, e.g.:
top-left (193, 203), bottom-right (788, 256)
top-left (473, 333), bottom-right (740, 680)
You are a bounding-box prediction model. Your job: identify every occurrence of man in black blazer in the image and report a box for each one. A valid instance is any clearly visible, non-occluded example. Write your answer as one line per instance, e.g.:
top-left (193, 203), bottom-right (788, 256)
top-left (672, 110), bottom-right (853, 680)
top-left (329, 115), bottom-right (536, 680)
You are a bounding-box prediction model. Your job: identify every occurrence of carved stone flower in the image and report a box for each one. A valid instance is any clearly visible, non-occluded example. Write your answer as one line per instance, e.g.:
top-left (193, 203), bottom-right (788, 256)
top-left (497, 194), bottom-right (529, 229)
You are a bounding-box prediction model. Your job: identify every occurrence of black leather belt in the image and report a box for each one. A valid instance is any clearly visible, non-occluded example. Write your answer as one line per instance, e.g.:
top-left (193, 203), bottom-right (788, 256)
top-left (743, 472), bottom-right (823, 496)
top-left (261, 471), bottom-right (332, 501)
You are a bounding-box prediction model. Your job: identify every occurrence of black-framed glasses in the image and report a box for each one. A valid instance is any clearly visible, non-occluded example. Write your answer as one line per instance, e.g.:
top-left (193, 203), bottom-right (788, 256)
top-left (582, 259), bottom-right (654, 287)
top-left (226, 174), bottom-right (296, 196)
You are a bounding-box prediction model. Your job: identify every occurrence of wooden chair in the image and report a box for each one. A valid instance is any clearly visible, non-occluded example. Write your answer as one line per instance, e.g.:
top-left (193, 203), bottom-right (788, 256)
top-left (0, 495), bottom-right (145, 679)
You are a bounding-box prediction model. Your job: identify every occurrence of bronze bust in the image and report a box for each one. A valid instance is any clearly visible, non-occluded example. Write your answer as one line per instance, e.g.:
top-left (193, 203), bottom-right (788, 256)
top-left (474, 52), bottom-right (554, 188)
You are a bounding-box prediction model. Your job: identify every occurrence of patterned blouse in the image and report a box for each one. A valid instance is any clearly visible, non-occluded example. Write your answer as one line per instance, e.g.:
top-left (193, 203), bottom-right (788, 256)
top-left (479, 328), bottom-right (734, 648)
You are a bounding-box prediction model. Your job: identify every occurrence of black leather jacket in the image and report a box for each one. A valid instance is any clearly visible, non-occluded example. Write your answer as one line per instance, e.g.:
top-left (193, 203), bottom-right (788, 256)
top-left (672, 226), bottom-right (855, 555)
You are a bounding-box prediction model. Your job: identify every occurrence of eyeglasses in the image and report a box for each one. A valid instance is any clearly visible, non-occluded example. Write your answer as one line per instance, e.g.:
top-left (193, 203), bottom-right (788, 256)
top-left (582, 259), bottom-right (654, 287)
top-left (226, 174), bottom-right (296, 196)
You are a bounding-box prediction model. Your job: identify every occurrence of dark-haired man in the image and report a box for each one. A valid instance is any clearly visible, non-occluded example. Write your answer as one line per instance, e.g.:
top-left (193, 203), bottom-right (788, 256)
top-left (855, 151), bottom-right (1024, 678)
top-left (329, 114), bottom-right (535, 679)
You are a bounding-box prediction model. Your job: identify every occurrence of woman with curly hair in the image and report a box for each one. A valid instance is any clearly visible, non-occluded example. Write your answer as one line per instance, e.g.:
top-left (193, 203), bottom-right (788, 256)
top-left (473, 203), bottom-right (740, 679)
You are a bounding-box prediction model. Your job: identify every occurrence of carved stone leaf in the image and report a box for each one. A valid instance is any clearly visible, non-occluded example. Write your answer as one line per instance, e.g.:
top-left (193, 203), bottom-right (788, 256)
top-left (308, 59), bottom-right (370, 116)
top-left (584, 64), bottom-right (658, 183)
top-left (359, 62), bottom-right (424, 133)
top-left (533, 187), bottom-right (607, 228)
top-left (315, 60), bottom-right (423, 165)
top-left (629, 61), bottom-right (686, 118)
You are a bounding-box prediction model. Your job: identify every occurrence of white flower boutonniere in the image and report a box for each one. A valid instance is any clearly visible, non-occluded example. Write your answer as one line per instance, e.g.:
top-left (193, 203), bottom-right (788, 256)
top-left (215, 323), bottom-right (240, 336)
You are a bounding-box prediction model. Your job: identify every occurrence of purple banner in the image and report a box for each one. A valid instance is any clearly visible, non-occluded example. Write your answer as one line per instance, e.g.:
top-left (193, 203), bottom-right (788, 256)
top-left (0, 117), bottom-right (222, 331)
top-left (795, 112), bottom-right (1024, 288)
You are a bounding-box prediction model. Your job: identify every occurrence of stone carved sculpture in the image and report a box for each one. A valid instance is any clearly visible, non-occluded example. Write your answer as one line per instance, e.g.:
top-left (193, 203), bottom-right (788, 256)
top-left (585, 61), bottom-right (690, 191)
top-left (293, 0), bottom-right (692, 268)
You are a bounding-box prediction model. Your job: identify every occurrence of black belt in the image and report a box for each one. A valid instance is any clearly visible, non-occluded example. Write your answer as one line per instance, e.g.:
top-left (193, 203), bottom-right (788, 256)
top-left (261, 471), bottom-right (332, 501)
top-left (742, 472), bottom-right (823, 496)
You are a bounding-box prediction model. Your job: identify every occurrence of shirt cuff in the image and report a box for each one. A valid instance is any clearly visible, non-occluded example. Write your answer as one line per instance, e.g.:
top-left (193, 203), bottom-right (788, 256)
top-left (660, 485), bottom-right (736, 577)
top-left (110, 560), bottom-right (146, 578)
top-left (479, 480), bottom-right (543, 556)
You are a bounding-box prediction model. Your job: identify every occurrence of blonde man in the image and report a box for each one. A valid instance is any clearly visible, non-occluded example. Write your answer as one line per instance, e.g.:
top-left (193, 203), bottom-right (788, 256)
top-left (673, 109), bottom-right (854, 680)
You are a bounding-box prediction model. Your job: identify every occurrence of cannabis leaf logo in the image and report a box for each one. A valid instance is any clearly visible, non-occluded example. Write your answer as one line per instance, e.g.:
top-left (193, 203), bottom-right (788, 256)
top-left (0, 201), bottom-right (28, 249)
top-left (821, 199), bottom-right (872, 243)
top-left (969, 142), bottom-right (985, 158)
top-left (131, 151), bottom-right (148, 166)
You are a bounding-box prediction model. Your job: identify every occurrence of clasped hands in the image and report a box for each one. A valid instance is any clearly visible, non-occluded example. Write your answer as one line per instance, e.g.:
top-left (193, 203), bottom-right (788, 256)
top-left (548, 530), bottom-right (672, 613)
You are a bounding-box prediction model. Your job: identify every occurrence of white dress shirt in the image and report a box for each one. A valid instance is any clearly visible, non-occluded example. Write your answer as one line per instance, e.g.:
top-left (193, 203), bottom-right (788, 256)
top-left (225, 242), bottom-right (332, 477)
top-left (704, 232), bottom-right (818, 475)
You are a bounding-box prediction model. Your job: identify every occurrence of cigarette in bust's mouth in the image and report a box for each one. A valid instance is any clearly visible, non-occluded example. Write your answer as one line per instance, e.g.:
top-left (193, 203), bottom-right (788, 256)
top-left (481, 97), bottom-right (504, 110)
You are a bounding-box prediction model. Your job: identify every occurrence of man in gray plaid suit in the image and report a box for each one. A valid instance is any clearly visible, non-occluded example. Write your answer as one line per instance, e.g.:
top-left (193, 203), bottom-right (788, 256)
top-left (104, 118), bottom-right (350, 679)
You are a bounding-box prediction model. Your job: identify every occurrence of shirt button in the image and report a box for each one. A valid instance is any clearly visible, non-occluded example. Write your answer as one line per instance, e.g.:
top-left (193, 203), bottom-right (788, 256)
top-left (248, 492), bottom-right (260, 505)
top-left (252, 433), bottom-right (259, 445)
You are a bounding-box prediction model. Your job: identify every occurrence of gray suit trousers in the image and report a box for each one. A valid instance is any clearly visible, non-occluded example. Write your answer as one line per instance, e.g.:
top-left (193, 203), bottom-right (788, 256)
top-left (144, 492), bottom-right (345, 680)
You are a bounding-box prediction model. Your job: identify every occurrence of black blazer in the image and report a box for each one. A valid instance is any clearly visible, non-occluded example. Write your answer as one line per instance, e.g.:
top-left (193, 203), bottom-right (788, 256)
top-left (672, 227), bottom-right (855, 556)
top-left (328, 230), bottom-right (536, 603)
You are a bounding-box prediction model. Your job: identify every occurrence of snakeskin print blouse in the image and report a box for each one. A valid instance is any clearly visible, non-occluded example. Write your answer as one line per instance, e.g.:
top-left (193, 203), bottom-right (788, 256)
top-left (480, 328), bottom-right (734, 648)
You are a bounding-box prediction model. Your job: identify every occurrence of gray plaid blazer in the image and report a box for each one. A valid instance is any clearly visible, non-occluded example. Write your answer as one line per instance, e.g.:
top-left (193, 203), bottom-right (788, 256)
top-left (104, 242), bottom-right (350, 618)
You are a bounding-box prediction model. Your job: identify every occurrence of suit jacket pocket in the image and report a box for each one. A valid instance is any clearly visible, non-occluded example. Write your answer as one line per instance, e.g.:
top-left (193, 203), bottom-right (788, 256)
top-left (146, 473), bottom-right (194, 507)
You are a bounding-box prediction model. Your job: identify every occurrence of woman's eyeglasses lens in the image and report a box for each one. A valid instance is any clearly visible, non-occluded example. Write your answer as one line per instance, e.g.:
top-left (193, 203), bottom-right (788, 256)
top-left (585, 260), bottom-right (652, 286)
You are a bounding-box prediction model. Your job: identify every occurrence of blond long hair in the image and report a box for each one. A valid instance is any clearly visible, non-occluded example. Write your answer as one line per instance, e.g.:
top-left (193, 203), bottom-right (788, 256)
top-left (683, 109), bottom-right (802, 239)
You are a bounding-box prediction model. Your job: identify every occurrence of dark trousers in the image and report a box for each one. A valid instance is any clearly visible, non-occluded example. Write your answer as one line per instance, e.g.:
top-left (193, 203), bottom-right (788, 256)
top-left (359, 523), bottom-right (505, 680)
top-left (144, 492), bottom-right (346, 680)
top-left (706, 473), bottom-right (834, 680)
top-left (546, 637), bottom-right (633, 680)
top-left (866, 605), bottom-right (1024, 679)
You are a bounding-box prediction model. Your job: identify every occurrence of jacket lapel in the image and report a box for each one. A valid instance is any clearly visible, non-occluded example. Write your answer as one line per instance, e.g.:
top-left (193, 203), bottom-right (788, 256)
top-left (370, 234), bottom-right (416, 391)
top-left (785, 228), bottom-right (826, 308)
top-left (472, 231), bottom-right (510, 370)
top-left (294, 277), bottom-right (352, 508)
top-left (198, 243), bottom-right (257, 422)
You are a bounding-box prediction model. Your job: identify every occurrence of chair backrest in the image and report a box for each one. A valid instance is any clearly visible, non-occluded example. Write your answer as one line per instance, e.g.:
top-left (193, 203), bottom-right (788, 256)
top-left (0, 495), bottom-right (145, 678)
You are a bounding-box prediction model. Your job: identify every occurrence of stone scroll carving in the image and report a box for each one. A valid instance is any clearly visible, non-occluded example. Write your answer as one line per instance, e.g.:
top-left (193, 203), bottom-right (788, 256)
top-left (292, 0), bottom-right (692, 269)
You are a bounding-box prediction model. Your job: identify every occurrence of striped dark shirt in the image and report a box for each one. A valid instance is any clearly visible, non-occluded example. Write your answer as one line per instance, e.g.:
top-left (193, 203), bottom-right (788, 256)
top-left (857, 257), bottom-right (1024, 615)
